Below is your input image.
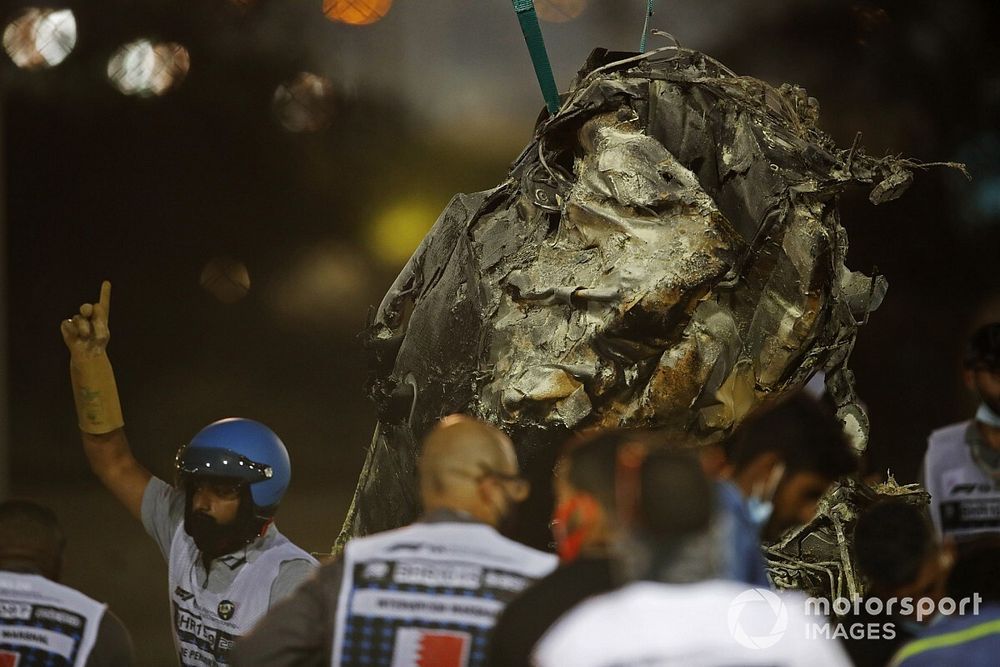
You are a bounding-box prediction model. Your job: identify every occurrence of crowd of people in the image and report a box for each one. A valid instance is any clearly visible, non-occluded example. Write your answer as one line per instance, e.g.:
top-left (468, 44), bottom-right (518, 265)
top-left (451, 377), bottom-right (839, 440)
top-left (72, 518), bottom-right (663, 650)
top-left (1, 283), bottom-right (998, 667)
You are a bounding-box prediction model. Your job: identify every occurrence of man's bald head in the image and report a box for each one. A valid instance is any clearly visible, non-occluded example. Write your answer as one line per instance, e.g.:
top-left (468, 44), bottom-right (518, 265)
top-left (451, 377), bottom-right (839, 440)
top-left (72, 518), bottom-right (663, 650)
top-left (418, 415), bottom-right (526, 523)
top-left (0, 500), bottom-right (66, 581)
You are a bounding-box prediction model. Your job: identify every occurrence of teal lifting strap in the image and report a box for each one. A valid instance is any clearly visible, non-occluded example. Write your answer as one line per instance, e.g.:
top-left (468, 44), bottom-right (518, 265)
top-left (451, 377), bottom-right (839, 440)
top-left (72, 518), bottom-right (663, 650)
top-left (512, 0), bottom-right (561, 115)
top-left (639, 0), bottom-right (656, 53)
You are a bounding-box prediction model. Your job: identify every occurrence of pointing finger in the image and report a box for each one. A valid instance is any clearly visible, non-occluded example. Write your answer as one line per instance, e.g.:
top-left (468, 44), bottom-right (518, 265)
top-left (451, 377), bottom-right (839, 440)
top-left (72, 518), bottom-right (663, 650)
top-left (95, 281), bottom-right (111, 323)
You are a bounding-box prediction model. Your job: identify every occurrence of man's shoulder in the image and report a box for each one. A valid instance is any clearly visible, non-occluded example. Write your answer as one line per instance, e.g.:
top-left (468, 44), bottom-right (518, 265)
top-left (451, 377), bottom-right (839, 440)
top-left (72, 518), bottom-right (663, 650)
top-left (1, 573), bottom-right (109, 626)
top-left (502, 558), bottom-right (615, 621)
top-left (344, 521), bottom-right (557, 573)
top-left (892, 604), bottom-right (1000, 666)
top-left (259, 525), bottom-right (318, 563)
top-left (140, 476), bottom-right (184, 558)
top-left (927, 420), bottom-right (973, 448)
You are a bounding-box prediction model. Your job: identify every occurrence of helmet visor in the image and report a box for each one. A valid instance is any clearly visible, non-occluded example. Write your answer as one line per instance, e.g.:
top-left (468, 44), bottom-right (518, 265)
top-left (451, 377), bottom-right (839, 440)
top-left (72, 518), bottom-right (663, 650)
top-left (176, 446), bottom-right (273, 484)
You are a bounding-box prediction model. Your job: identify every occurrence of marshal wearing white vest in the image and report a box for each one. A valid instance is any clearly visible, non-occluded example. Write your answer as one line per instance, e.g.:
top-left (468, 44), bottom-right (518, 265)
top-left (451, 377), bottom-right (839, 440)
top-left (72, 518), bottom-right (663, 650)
top-left (0, 499), bottom-right (133, 667)
top-left (0, 572), bottom-right (106, 666)
top-left (232, 416), bottom-right (557, 667)
top-left (331, 518), bottom-right (555, 666)
top-left (924, 421), bottom-right (1000, 538)
top-left (166, 513), bottom-right (314, 665)
top-left (922, 323), bottom-right (1000, 540)
top-left (63, 283), bottom-right (317, 666)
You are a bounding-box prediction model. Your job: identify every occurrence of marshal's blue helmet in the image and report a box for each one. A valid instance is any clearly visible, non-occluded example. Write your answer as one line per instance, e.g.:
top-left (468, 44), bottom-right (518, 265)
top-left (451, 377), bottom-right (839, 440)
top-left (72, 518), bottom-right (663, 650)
top-left (175, 418), bottom-right (291, 518)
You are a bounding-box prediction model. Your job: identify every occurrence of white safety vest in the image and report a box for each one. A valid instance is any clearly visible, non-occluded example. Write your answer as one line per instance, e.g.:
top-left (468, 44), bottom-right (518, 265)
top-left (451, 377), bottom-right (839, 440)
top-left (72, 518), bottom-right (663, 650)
top-left (924, 421), bottom-right (1000, 539)
top-left (331, 521), bottom-right (557, 667)
top-left (167, 525), bottom-right (314, 666)
top-left (0, 571), bottom-right (105, 667)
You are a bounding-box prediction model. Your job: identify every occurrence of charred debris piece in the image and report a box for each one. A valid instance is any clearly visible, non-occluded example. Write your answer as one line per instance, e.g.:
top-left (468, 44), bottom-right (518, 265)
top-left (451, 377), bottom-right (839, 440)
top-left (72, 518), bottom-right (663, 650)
top-left (338, 46), bottom-right (963, 591)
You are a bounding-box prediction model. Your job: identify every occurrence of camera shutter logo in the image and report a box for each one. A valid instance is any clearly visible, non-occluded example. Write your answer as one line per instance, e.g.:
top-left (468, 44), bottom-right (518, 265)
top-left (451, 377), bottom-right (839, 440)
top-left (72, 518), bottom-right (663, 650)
top-left (727, 588), bottom-right (789, 649)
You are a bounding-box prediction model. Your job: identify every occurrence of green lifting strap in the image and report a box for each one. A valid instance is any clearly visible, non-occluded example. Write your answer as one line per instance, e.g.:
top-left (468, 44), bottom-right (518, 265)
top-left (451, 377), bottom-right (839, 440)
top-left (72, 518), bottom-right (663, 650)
top-left (639, 0), bottom-right (656, 53)
top-left (512, 0), bottom-right (561, 115)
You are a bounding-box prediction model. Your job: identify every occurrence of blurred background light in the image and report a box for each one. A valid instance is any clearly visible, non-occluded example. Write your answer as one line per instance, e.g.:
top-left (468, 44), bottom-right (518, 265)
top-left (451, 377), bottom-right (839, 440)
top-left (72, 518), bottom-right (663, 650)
top-left (2, 7), bottom-right (77, 70)
top-left (535, 0), bottom-right (588, 24)
top-left (266, 241), bottom-right (374, 330)
top-left (951, 132), bottom-right (1000, 230)
top-left (322, 0), bottom-right (393, 26)
top-left (107, 39), bottom-right (190, 97)
top-left (272, 72), bottom-right (335, 132)
top-left (366, 199), bottom-right (441, 268)
top-left (850, 2), bottom-right (891, 45)
top-left (199, 257), bottom-right (251, 304)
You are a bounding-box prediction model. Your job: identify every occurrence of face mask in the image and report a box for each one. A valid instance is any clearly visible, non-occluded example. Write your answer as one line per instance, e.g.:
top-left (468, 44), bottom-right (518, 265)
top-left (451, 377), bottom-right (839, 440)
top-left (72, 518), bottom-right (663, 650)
top-left (552, 495), bottom-right (601, 562)
top-left (977, 402), bottom-right (1000, 429)
top-left (183, 483), bottom-right (260, 559)
top-left (184, 511), bottom-right (249, 558)
top-left (746, 462), bottom-right (786, 528)
top-left (487, 487), bottom-right (520, 537)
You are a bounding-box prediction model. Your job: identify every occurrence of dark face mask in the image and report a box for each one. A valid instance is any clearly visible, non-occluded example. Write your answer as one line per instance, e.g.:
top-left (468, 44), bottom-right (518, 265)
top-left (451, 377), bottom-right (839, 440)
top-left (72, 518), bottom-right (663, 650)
top-left (183, 483), bottom-right (261, 560)
top-left (494, 488), bottom-right (523, 537)
top-left (184, 511), bottom-right (252, 559)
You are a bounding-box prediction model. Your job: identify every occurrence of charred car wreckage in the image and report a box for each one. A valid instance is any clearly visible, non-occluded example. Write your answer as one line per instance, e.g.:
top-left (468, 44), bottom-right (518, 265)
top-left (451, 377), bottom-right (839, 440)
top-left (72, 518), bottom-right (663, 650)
top-left (339, 45), bottom-right (958, 600)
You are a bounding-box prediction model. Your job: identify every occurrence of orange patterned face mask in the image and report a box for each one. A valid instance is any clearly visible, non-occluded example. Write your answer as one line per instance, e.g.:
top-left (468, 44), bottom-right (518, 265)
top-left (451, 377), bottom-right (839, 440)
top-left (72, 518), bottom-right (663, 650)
top-left (551, 494), bottom-right (602, 563)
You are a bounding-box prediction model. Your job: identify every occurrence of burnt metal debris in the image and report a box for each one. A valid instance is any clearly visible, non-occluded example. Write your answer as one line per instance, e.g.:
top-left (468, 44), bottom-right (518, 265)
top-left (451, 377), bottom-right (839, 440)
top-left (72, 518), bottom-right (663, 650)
top-left (338, 44), bottom-right (961, 593)
top-left (767, 475), bottom-right (930, 599)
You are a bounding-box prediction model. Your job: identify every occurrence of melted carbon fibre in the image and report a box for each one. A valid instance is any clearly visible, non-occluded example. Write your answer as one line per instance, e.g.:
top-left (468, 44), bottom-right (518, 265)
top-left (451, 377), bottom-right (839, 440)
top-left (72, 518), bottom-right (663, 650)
top-left (338, 46), bottom-right (960, 580)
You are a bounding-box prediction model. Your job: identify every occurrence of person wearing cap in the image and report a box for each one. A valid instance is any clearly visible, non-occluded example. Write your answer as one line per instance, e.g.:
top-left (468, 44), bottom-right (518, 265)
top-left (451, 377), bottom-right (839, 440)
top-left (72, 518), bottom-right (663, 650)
top-left (922, 322), bottom-right (1000, 539)
top-left (231, 415), bottom-right (557, 667)
top-left (0, 499), bottom-right (134, 666)
top-left (61, 282), bottom-right (317, 666)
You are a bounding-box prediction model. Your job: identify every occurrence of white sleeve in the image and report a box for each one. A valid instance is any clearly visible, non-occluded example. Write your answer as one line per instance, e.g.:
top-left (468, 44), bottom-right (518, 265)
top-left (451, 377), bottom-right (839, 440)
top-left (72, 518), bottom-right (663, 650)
top-left (140, 476), bottom-right (185, 560)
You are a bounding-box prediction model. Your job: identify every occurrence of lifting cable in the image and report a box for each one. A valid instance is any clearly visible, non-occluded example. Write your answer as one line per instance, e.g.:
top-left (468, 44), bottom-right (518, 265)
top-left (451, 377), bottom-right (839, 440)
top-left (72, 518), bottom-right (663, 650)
top-left (511, 0), bottom-right (561, 115)
top-left (639, 0), bottom-right (656, 53)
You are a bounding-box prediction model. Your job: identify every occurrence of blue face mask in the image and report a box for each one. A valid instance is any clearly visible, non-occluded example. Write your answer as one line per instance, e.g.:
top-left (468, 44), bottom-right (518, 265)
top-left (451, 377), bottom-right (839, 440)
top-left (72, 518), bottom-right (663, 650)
top-left (746, 496), bottom-right (773, 526)
top-left (977, 402), bottom-right (1000, 429)
top-left (746, 463), bottom-right (786, 528)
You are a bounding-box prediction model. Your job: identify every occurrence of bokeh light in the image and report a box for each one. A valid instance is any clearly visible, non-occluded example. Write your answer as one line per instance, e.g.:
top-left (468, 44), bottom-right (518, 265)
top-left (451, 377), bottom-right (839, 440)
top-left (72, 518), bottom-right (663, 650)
top-left (107, 39), bottom-right (190, 97)
top-left (535, 0), bottom-right (588, 23)
top-left (199, 257), bottom-right (251, 304)
top-left (367, 199), bottom-right (441, 267)
top-left (266, 242), bottom-right (373, 329)
top-left (322, 0), bottom-right (393, 26)
top-left (850, 3), bottom-right (890, 45)
top-left (272, 72), bottom-right (335, 132)
top-left (2, 8), bottom-right (76, 70)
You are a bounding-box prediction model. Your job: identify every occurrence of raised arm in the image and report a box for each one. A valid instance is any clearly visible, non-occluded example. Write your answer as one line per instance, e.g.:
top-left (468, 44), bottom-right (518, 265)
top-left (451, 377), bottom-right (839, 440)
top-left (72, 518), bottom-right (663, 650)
top-left (61, 281), bottom-right (151, 520)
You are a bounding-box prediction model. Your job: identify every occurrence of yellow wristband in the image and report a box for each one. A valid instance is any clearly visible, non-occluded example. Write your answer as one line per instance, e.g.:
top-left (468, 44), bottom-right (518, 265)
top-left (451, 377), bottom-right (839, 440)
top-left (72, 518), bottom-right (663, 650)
top-left (69, 353), bottom-right (124, 434)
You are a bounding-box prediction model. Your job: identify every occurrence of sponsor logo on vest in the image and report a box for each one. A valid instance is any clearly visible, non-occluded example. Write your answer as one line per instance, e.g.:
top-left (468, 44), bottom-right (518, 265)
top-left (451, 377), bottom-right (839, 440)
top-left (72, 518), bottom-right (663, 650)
top-left (174, 603), bottom-right (238, 662)
top-left (217, 600), bottom-right (236, 621)
top-left (174, 586), bottom-right (195, 602)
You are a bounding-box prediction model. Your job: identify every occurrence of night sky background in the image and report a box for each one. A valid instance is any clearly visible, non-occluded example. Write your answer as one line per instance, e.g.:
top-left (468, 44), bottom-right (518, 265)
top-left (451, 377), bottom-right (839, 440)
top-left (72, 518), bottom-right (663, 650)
top-left (2, 0), bottom-right (999, 661)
